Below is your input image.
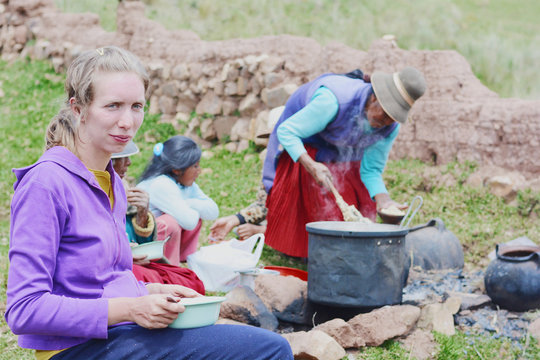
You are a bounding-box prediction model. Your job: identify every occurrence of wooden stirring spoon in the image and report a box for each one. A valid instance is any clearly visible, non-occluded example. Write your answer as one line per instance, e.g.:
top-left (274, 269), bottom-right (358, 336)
top-left (327, 181), bottom-right (371, 223)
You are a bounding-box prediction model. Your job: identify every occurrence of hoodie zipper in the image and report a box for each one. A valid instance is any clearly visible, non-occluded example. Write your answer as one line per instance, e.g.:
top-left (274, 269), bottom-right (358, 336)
top-left (88, 175), bottom-right (122, 269)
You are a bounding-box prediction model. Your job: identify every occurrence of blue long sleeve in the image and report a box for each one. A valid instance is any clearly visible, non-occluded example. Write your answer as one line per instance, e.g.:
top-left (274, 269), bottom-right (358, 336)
top-left (137, 175), bottom-right (219, 230)
top-left (276, 85), bottom-right (399, 198)
top-left (276, 87), bottom-right (339, 162)
top-left (361, 124), bottom-right (400, 198)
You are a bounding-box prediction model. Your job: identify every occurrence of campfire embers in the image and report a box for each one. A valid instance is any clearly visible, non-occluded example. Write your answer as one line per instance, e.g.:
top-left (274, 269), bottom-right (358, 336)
top-left (404, 268), bottom-right (535, 341)
top-left (455, 307), bottom-right (532, 341)
top-left (218, 231), bottom-right (538, 356)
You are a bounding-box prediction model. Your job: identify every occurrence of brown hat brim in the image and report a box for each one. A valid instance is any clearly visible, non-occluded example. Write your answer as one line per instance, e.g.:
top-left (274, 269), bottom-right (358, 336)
top-left (371, 71), bottom-right (411, 124)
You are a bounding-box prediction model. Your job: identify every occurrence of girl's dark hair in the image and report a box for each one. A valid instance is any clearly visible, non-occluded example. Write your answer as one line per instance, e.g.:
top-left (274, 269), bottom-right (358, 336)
top-left (139, 135), bottom-right (201, 181)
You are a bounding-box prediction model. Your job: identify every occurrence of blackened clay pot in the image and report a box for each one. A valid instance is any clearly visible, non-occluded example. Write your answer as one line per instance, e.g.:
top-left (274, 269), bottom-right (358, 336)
top-left (484, 244), bottom-right (540, 312)
top-left (405, 218), bottom-right (464, 270)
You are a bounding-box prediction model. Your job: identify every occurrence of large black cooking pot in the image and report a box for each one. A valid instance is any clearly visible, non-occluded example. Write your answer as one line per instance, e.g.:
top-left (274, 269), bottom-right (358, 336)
top-left (306, 221), bottom-right (409, 308)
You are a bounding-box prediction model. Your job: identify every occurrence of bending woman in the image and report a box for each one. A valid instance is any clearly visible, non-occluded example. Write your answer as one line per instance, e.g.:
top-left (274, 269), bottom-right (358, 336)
top-left (262, 67), bottom-right (426, 258)
top-left (5, 46), bottom-right (292, 360)
top-left (137, 135), bottom-right (219, 264)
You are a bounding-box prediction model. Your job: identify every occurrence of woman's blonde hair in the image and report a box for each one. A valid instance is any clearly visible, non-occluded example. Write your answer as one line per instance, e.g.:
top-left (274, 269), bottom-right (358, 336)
top-left (45, 46), bottom-right (150, 152)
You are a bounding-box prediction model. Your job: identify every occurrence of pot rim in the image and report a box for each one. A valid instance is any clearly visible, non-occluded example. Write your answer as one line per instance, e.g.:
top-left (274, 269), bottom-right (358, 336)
top-left (496, 244), bottom-right (540, 262)
top-left (306, 221), bottom-right (409, 237)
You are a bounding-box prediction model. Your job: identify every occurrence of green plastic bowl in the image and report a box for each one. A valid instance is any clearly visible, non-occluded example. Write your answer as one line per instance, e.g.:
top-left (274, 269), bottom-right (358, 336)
top-left (168, 296), bottom-right (226, 329)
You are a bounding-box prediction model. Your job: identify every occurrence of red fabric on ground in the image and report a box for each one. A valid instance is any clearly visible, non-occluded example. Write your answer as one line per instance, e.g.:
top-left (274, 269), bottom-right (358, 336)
top-left (265, 146), bottom-right (376, 258)
top-left (132, 262), bottom-right (205, 294)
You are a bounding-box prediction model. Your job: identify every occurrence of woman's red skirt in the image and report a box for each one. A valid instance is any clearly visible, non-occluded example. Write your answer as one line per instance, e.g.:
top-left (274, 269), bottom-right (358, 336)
top-left (265, 146), bottom-right (376, 258)
top-left (132, 262), bottom-right (205, 295)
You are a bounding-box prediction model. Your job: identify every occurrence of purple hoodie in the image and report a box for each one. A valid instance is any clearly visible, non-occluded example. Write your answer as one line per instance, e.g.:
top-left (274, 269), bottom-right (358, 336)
top-left (5, 146), bottom-right (148, 350)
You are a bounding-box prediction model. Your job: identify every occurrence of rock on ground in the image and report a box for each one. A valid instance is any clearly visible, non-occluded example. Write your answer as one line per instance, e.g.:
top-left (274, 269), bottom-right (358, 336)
top-left (282, 330), bottom-right (346, 360)
top-left (348, 305), bottom-right (421, 346)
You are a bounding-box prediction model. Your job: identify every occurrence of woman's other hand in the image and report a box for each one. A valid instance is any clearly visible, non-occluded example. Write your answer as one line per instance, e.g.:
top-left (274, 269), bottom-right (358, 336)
top-left (374, 193), bottom-right (408, 212)
top-left (209, 215), bottom-right (240, 242)
top-left (145, 283), bottom-right (202, 298)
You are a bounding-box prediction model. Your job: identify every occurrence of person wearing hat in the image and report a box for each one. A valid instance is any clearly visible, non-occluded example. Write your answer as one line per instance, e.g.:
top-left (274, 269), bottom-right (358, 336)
top-left (111, 141), bottom-right (205, 294)
top-left (262, 67), bottom-right (427, 258)
top-left (111, 141), bottom-right (156, 245)
top-left (209, 182), bottom-right (268, 242)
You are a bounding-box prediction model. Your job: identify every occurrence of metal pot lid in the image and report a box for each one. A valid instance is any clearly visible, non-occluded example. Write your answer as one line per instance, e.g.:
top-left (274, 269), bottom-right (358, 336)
top-left (306, 221), bottom-right (409, 237)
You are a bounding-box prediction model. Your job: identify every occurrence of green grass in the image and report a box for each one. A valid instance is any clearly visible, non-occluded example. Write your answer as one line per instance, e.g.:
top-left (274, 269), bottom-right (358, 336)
top-left (434, 331), bottom-right (539, 360)
top-left (54, 0), bottom-right (540, 100)
top-left (353, 331), bottom-right (540, 359)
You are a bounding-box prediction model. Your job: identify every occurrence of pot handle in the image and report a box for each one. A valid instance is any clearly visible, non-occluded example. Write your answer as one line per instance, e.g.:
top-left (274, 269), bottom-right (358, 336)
top-left (408, 218), bottom-right (438, 233)
top-left (399, 195), bottom-right (423, 229)
top-left (408, 218), bottom-right (447, 233)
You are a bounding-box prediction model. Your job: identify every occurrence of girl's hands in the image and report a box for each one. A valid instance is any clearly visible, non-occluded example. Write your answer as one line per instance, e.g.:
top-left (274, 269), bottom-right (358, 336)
top-left (209, 215), bottom-right (240, 242)
top-left (132, 253), bottom-right (150, 265)
top-left (127, 187), bottom-right (151, 228)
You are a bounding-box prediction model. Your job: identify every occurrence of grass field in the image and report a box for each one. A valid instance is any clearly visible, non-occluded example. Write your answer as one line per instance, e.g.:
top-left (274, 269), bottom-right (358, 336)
top-left (1, 0), bottom-right (539, 358)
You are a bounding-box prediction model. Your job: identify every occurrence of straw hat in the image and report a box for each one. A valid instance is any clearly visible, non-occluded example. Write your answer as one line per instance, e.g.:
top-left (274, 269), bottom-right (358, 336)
top-left (371, 66), bottom-right (426, 124)
top-left (111, 140), bottom-right (139, 159)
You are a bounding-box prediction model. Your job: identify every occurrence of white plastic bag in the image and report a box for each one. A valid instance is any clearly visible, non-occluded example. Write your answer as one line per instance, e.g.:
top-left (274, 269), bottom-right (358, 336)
top-left (187, 233), bottom-right (265, 292)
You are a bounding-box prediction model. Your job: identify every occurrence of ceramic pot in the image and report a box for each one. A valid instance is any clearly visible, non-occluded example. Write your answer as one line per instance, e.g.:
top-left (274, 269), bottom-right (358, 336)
top-left (405, 218), bottom-right (464, 270)
top-left (484, 245), bottom-right (540, 312)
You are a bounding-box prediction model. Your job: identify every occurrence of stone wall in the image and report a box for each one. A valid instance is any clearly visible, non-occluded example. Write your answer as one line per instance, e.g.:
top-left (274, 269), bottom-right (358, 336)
top-left (1, 0), bottom-right (538, 179)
